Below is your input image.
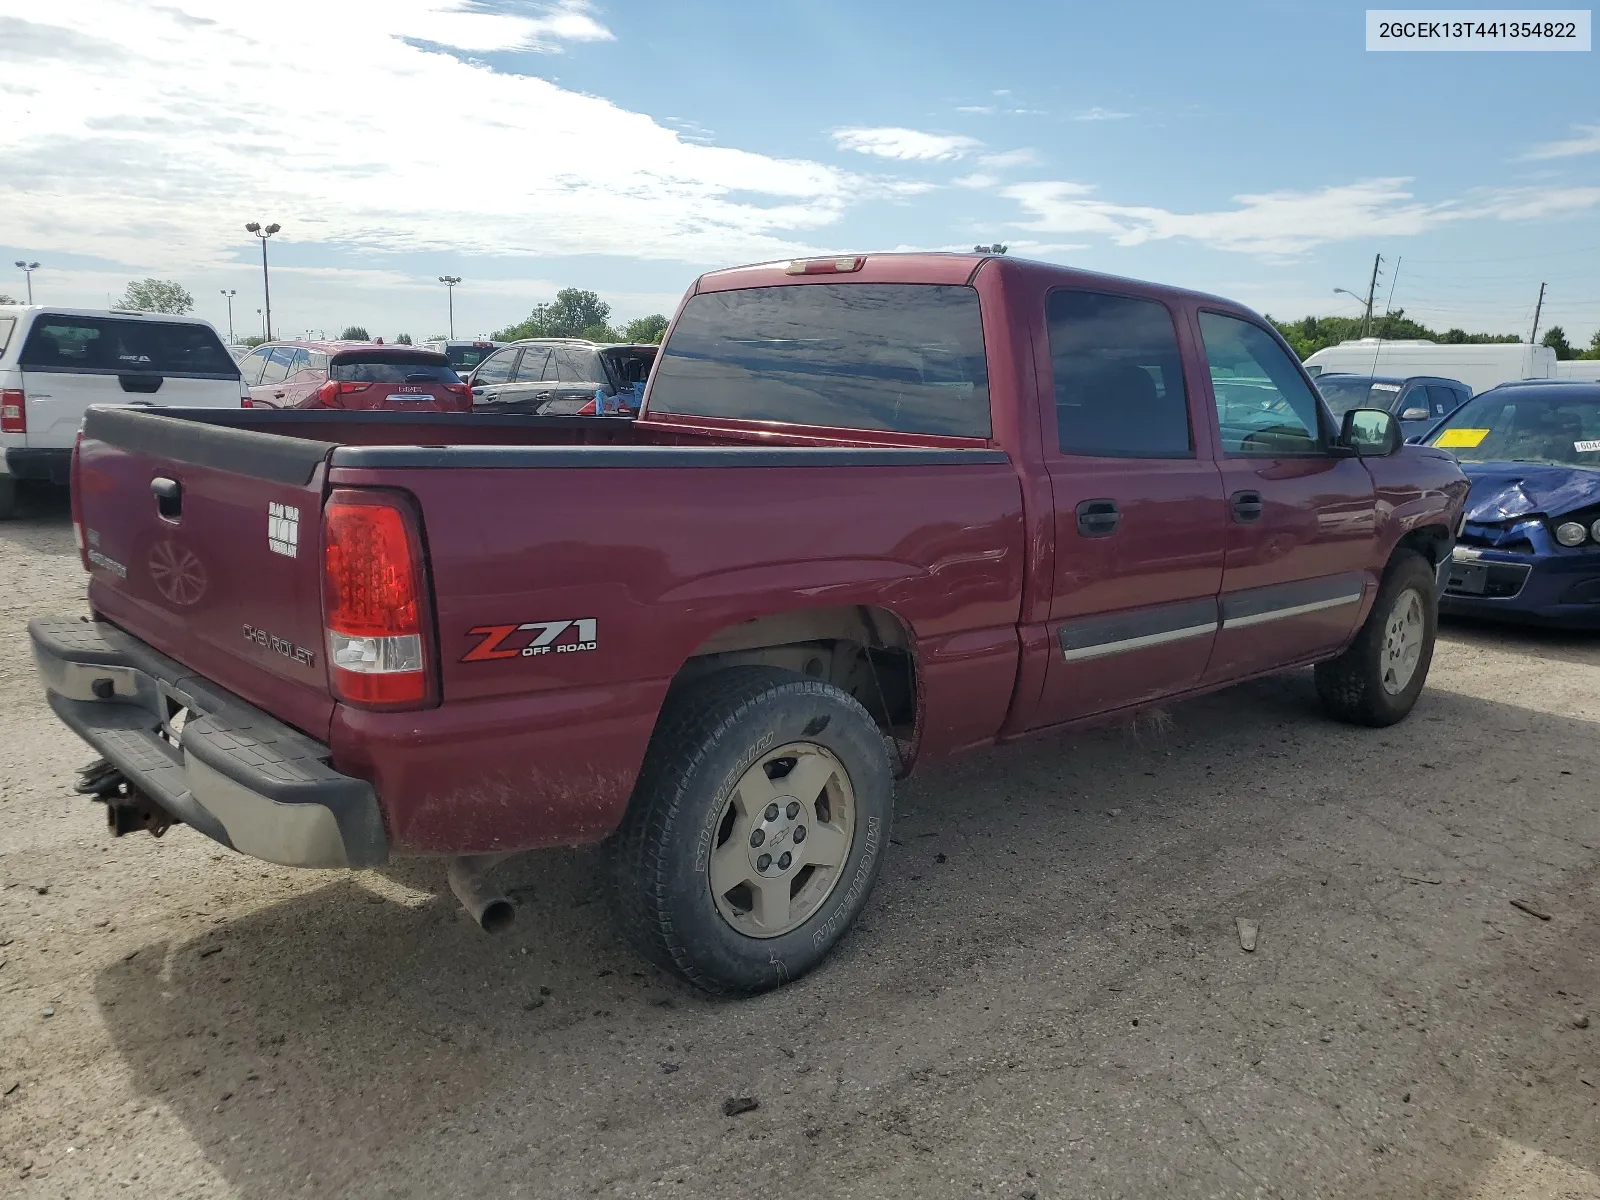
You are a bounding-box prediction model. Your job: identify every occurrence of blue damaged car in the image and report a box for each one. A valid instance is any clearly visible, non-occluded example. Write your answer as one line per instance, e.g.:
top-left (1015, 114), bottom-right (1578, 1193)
top-left (1425, 381), bottom-right (1600, 627)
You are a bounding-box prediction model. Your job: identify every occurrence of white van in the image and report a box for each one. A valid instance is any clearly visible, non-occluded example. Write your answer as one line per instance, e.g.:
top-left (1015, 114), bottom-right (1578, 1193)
top-left (0, 306), bottom-right (246, 517)
top-left (1302, 339), bottom-right (1556, 395)
top-left (1553, 359), bottom-right (1600, 382)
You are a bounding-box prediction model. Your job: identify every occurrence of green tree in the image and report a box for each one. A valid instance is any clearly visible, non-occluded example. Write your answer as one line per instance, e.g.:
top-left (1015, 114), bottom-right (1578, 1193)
top-left (1269, 310), bottom-right (1522, 361)
top-left (339, 325), bottom-right (370, 341)
top-left (1541, 326), bottom-right (1573, 360)
top-left (395, 333), bottom-right (413, 345)
top-left (973, 244), bottom-right (1009, 254)
top-left (495, 288), bottom-right (615, 341)
top-left (118, 278), bottom-right (193, 314)
top-left (621, 314), bottom-right (669, 344)
top-left (0, 293), bottom-right (16, 305)
top-left (1581, 329), bottom-right (1600, 360)
top-left (240, 335), bottom-right (266, 348)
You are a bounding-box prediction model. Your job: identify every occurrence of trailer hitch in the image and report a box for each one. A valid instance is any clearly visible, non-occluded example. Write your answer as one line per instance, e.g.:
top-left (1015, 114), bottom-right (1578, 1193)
top-left (74, 757), bottom-right (180, 838)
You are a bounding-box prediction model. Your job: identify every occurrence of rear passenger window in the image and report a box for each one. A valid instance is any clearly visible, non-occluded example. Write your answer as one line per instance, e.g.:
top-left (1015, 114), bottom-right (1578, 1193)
top-left (649, 283), bottom-right (991, 437)
top-left (514, 349), bottom-right (550, 382)
top-left (1047, 290), bottom-right (1190, 457)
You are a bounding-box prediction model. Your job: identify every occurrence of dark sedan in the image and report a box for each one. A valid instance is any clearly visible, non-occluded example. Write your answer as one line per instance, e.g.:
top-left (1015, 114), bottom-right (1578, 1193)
top-left (1316, 372), bottom-right (1472, 439)
top-left (1426, 381), bottom-right (1600, 627)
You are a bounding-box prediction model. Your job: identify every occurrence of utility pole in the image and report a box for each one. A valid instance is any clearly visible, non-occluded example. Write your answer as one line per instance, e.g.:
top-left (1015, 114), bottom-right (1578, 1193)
top-left (1529, 282), bottom-right (1547, 345)
top-left (220, 289), bottom-right (237, 344)
top-left (1361, 253), bottom-right (1383, 338)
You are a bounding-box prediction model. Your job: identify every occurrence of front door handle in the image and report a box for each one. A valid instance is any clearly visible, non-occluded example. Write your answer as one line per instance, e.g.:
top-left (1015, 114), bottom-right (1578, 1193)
top-left (1231, 490), bottom-right (1264, 523)
top-left (1075, 498), bottom-right (1121, 538)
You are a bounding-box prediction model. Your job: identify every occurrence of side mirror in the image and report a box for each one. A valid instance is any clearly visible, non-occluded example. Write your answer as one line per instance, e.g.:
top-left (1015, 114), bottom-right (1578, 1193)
top-left (1340, 407), bottom-right (1402, 457)
top-left (1400, 407), bottom-right (1429, 421)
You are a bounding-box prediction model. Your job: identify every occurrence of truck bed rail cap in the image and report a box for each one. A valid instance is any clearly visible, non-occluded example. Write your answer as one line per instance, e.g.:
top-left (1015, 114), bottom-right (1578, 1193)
top-left (83, 406), bottom-right (335, 486)
top-left (329, 445), bottom-right (1010, 470)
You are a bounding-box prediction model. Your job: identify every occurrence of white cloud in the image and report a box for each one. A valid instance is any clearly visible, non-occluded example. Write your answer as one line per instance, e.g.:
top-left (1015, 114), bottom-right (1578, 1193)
top-left (1525, 123), bottom-right (1600, 159)
top-left (832, 127), bottom-right (981, 162)
top-left (1477, 185), bottom-right (1600, 219)
top-left (956, 105), bottom-right (997, 115)
top-left (1004, 178), bottom-right (1437, 256)
top-left (1072, 107), bottom-right (1132, 121)
top-left (978, 148), bottom-right (1039, 169)
top-left (0, 1), bottom-right (867, 272)
top-left (1000, 176), bottom-right (1600, 257)
top-left (953, 173), bottom-right (999, 190)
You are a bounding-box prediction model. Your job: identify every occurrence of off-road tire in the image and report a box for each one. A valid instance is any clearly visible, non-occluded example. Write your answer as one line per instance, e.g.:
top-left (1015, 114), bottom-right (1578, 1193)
top-left (608, 666), bottom-right (893, 994)
top-left (1315, 550), bottom-right (1437, 727)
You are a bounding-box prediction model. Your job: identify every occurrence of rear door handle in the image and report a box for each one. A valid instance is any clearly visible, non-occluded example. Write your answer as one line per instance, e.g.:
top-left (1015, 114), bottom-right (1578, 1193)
top-left (1075, 498), bottom-right (1121, 538)
top-left (1231, 490), bottom-right (1264, 523)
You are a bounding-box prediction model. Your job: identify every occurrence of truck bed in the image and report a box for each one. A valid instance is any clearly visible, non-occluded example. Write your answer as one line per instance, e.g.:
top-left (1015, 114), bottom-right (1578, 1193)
top-left (72, 405), bottom-right (1027, 855)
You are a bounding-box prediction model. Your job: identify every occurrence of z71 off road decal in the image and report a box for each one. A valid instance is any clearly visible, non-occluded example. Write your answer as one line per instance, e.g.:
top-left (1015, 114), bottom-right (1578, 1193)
top-left (462, 619), bottom-right (598, 662)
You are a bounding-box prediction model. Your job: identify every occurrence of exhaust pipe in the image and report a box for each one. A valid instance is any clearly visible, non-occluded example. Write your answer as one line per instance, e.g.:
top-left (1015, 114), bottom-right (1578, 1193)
top-left (446, 853), bottom-right (516, 933)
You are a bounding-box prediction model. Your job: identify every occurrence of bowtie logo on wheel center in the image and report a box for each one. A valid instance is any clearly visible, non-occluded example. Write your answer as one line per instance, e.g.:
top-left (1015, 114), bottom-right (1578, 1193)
top-left (748, 797), bottom-right (807, 876)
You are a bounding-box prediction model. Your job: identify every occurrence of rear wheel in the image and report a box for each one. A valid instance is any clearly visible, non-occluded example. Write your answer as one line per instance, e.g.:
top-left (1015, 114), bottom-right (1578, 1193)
top-left (1315, 550), bottom-right (1436, 727)
top-left (608, 666), bottom-right (893, 994)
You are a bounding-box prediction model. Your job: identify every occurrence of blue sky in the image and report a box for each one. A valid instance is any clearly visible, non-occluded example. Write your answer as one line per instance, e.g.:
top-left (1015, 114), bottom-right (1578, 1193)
top-left (1, 0), bottom-right (1597, 346)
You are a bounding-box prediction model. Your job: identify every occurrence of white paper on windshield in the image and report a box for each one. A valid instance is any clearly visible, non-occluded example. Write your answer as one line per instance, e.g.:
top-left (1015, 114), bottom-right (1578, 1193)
top-left (1576, 440), bottom-right (1600, 452)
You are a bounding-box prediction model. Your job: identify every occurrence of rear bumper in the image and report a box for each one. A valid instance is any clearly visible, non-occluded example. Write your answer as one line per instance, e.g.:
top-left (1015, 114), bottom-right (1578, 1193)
top-left (30, 616), bottom-right (388, 868)
top-left (6, 447), bottom-right (72, 483)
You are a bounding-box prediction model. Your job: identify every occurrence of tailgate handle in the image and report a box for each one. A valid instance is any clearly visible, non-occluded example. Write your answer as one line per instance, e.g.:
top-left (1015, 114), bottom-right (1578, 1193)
top-left (151, 476), bottom-right (182, 519)
top-left (119, 374), bottom-right (164, 394)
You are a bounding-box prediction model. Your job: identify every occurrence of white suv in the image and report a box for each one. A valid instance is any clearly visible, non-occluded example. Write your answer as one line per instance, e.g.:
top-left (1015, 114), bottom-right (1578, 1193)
top-left (0, 306), bottom-right (247, 517)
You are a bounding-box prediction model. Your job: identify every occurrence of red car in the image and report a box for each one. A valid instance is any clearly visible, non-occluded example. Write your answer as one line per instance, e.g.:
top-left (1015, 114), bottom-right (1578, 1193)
top-left (34, 253), bottom-right (1469, 993)
top-left (236, 340), bottom-right (471, 411)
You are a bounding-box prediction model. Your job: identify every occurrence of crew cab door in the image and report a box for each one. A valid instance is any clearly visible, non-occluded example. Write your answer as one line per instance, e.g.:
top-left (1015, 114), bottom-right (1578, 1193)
top-left (1197, 311), bottom-right (1376, 684)
top-left (1028, 288), bottom-right (1229, 727)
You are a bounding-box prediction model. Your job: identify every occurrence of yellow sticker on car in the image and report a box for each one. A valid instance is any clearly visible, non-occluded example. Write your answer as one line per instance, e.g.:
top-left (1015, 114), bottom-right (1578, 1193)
top-left (1435, 428), bottom-right (1489, 448)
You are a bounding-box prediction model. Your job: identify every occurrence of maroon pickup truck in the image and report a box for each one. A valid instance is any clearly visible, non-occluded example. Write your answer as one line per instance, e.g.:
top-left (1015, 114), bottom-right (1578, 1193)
top-left (32, 253), bottom-right (1469, 993)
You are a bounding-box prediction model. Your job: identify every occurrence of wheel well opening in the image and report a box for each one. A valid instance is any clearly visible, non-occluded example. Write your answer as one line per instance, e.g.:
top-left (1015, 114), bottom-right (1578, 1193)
top-left (1397, 524), bottom-right (1452, 568)
top-left (675, 606), bottom-right (918, 736)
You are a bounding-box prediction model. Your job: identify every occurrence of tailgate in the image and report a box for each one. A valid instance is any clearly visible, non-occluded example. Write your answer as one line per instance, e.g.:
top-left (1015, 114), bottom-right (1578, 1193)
top-left (77, 407), bottom-right (338, 740)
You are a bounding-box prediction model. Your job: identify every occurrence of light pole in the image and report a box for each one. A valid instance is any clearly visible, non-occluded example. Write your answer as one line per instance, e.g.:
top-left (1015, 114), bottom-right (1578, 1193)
top-left (439, 275), bottom-right (461, 339)
top-left (244, 222), bottom-right (281, 340)
top-left (256, 308), bottom-right (265, 339)
top-left (220, 289), bottom-right (237, 344)
top-left (14, 261), bottom-right (40, 304)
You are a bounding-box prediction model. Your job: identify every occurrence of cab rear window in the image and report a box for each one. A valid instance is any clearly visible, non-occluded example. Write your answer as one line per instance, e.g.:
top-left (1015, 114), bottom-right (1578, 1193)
top-left (19, 316), bottom-right (237, 377)
top-left (647, 283), bottom-right (991, 437)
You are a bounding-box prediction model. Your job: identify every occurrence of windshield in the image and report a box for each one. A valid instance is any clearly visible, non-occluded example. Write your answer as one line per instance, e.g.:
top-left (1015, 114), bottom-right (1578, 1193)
top-left (1427, 390), bottom-right (1600, 467)
top-left (1315, 376), bottom-right (1402, 419)
top-left (331, 353), bottom-right (459, 383)
top-left (445, 344), bottom-right (495, 373)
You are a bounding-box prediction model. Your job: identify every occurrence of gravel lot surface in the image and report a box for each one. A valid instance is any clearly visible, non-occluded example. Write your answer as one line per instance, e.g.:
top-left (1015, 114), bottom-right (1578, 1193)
top-left (1, 484), bottom-right (1597, 1199)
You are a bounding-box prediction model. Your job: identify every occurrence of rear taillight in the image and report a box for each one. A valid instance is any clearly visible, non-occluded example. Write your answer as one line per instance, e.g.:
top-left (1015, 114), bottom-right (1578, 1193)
top-left (576, 398), bottom-right (597, 415)
top-left (322, 491), bottom-right (433, 709)
top-left (316, 380), bottom-right (374, 407)
top-left (1, 388), bottom-right (25, 433)
top-left (70, 431), bottom-right (88, 570)
top-left (445, 383), bottom-right (470, 403)
top-left (241, 396), bottom-right (254, 409)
